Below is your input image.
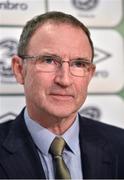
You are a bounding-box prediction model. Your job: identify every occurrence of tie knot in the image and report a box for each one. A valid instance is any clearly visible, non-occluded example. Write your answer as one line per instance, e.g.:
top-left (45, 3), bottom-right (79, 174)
top-left (50, 137), bottom-right (66, 156)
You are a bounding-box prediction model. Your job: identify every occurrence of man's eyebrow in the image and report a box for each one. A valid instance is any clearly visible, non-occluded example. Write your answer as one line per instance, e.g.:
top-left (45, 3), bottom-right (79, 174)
top-left (40, 53), bottom-right (91, 62)
top-left (72, 57), bottom-right (91, 62)
top-left (40, 52), bottom-right (59, 56)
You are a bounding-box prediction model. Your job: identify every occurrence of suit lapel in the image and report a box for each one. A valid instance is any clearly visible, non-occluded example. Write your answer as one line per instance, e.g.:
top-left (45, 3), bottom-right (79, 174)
top-left (1, 111), bottom-right (46, 179)
top-left (79, 116), bottom-right (118, 179)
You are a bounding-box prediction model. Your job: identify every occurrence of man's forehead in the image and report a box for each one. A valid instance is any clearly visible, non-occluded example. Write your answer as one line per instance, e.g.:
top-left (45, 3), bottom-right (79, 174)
top-left (35, 21), bottom-right (85, 34)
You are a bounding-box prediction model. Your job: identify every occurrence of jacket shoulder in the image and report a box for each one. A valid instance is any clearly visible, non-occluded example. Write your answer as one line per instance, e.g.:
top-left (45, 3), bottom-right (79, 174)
top-left (0, 109), bottom-right (25, 144)
top-left (79, 114), bottom-right (124, 147)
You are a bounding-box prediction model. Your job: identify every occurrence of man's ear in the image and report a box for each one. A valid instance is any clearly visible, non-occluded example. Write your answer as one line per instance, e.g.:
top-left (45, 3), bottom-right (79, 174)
top-left (11, 55), bottom-right (25, 84)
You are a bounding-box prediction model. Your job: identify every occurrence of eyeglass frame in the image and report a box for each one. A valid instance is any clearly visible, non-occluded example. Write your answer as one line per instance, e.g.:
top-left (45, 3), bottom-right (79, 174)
top-left (19, 53), bottom-right (95, 77)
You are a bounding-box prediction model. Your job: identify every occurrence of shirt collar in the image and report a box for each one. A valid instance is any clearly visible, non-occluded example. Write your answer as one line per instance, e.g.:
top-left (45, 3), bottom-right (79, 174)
top-left (24, 108), bottom-right (80, 155)
top-left (62, 115), bottom-right (80, 154)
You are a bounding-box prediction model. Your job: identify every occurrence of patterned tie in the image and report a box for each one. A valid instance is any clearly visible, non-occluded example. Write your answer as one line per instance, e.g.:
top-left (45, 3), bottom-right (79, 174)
top-left (50, 137), bottom-right (71, 179)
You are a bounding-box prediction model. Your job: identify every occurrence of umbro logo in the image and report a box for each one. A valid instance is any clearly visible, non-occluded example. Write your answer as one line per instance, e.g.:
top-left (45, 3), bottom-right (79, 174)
top-left (0, 112), bottom-right (16, 123)
top-left (94, 47), bottom-right (111, 64)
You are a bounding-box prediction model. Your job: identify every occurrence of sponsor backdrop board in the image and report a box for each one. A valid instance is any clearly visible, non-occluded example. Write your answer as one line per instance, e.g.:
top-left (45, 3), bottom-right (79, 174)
top-left (0, 0), bottom-right (124, 128)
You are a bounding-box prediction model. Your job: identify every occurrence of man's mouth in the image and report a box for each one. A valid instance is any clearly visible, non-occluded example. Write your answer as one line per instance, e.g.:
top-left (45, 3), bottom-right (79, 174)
top-left (50, 93), bottom-right (74, 100)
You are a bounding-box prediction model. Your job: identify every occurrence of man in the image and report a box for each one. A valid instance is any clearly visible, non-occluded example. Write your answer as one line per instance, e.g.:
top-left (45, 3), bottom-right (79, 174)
top-left (0, 11), bottom-right (124, 179)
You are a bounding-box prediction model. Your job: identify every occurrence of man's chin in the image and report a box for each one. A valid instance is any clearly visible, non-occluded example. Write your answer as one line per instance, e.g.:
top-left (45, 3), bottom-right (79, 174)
top-left (48, 108), bottom-right (77, 119)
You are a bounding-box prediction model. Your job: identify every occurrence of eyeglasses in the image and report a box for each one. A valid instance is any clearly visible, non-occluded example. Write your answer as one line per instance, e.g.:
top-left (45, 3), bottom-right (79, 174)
top-left (20, 54), bottom-right (95, 77)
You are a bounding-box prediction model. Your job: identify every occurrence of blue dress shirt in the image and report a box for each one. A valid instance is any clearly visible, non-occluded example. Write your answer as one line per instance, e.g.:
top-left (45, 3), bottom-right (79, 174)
top-left (24, 109), bottom-right (83, 179)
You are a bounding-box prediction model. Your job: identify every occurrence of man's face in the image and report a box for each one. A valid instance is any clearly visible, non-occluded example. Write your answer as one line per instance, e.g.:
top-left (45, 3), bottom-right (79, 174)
top-left (13, 23), bottom-right (95, 121)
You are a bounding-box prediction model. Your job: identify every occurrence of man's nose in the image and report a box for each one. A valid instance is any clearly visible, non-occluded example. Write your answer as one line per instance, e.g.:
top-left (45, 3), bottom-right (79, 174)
top-left (54, 62), bottom-right (73, 87)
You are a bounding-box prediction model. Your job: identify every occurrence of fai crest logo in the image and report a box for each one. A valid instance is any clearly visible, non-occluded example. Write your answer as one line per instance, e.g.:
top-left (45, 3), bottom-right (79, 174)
top-left (80, 106), bottom-right (101, 120)
top-left (72, 0), bottom-right (98, 11)
top-left (0, 39), bottom-right (18, 83)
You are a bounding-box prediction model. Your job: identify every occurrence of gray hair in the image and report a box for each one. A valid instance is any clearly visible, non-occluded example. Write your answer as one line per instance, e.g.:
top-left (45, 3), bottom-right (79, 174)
top-left (18, 11), bottom-right (94, 61)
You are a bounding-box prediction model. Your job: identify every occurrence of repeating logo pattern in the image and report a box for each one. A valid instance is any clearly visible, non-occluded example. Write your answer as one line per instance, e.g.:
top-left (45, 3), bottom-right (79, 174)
top-left (0, 0), bottom-right (124, 128)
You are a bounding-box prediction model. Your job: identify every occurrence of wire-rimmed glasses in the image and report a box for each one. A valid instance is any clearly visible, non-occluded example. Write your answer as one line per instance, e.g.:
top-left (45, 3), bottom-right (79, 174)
top-left (19, 54), bottom-right (95, 77)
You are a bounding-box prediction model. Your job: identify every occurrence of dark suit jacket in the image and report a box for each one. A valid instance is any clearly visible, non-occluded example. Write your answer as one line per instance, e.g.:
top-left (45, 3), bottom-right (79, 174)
top-left (0, 109), bottom-right (124, 179)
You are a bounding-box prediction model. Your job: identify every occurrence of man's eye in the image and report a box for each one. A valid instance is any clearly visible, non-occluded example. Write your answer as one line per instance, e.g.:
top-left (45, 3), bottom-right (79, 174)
top-left (41, 56), bottom-right (55, 64)
top-left (73, 61), bottom-right (88, 68)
